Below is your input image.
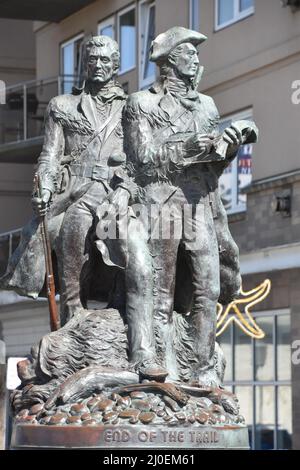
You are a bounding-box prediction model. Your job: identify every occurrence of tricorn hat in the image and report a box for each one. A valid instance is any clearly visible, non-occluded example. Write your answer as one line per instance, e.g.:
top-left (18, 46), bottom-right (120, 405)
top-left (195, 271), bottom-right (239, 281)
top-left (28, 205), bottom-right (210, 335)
top-left (150, 27), bottom-right (207, 63)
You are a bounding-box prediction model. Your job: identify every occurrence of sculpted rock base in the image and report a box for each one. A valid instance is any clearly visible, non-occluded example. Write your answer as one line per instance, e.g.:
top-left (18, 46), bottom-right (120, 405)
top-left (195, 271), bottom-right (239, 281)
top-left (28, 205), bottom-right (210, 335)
top-left (10, 307), bottom-right (249, 449)
top-left (14, 383), bottom-right (244, 427)
top-left (12, 381), bottom-right (248, 449)
top-left (11, 307), bottom-right (227, 413)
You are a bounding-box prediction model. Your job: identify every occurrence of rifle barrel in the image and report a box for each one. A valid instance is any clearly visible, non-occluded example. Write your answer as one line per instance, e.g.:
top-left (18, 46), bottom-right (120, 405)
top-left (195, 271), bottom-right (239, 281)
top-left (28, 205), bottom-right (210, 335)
top-left (35, 174), bottom-right (60, 331)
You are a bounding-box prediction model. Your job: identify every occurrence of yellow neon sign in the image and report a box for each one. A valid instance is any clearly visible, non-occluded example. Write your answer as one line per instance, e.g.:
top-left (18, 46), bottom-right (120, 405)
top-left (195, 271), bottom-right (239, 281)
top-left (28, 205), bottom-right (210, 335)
top-left (216, 279), bottom-right (271, 339)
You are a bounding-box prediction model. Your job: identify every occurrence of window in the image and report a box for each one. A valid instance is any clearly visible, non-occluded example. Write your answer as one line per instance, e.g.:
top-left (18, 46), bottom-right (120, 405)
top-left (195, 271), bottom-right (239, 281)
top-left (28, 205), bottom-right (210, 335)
top-left (118, 5), bottom-right (136, 74)
top-left (139, 1), bottom-right (156, 89)
top-left (219, 309), bottom-right (292, 450)
top-left (215, 0), bottom-right (254, 30)
top-left (189, 0), bottom-right (199, 31)
top-left (218, 109), bottom-right (253, 214)
top-left (60, 33), bottom-right (84, 94)
top-left (98, 16), bottom-right (115, 39)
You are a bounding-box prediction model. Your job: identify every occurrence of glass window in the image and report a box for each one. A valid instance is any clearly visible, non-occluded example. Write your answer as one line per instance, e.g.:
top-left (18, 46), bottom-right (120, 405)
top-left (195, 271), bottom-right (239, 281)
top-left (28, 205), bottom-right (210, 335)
top-left (219, 110), bottom-right (253, 214)
top-left (235, 386), bottom-right (253, 427)
top-left (118, 6), bottom-right (136, 74)
top-left (139, 1), bottom-right (156, 89)
top-left (234, 323), bottom-right (252, 381)
top-left (240, 0), bottom-right (253, 11)
top-left (218, 0), bottom-right (234, 25)
top-left (189, 0), bottom-right (200, 31)
top-left (255, 386), bottom-right (275, 450)
top-left (277, 315), bottom-right (291, 381)
top-left (255, 316), bottom-right (274, 382)
top-left (277, 386), bottom-right (292, 449)
top-left (101, 26), bottom-right (114, 38)
top-left (98, 16), bottom-right (115, 39)
top-left (216, 0), bottom-right (254, 29)
top-left (62, 43), bottom-right (74, 79)
top-left (218, 310), bottom-right (292, 449)
top-left (61, 34), bottom-right (84, 94)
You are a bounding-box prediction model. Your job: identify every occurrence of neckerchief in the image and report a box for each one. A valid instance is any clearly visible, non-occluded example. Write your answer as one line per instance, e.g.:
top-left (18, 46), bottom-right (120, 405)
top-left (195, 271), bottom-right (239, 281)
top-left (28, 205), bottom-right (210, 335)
top-left (161, 76), bottom-right (200, 111)
top-left (75, 79), bottom-right (126, 104)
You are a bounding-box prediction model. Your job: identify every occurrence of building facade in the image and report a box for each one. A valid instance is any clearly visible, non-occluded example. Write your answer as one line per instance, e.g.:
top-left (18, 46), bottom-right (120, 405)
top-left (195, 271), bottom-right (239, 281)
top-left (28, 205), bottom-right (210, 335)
top-left (0, 0), bottom-right (299, 450)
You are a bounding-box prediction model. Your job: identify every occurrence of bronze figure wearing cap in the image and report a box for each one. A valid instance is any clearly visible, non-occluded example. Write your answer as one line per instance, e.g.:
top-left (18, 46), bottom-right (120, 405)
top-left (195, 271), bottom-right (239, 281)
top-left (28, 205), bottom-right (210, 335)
top-left (118, 26), bottom-right (258, 385)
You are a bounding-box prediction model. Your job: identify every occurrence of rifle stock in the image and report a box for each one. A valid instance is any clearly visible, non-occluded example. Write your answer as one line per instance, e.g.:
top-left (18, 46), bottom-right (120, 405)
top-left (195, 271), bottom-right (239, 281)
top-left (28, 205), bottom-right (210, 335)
top-left (34, 174), bottom-right (60, 331)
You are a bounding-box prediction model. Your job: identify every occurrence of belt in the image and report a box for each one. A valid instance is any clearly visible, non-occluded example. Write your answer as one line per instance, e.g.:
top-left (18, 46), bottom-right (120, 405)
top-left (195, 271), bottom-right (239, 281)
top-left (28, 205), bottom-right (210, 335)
top-left (69, 164), bottom-right (112, 181)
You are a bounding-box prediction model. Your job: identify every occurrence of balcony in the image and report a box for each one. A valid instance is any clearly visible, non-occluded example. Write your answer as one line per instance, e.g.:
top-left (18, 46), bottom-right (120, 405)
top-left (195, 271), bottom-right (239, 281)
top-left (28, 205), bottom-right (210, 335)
top-left (0, 0), bottom-right (97, 22)
top-left (0, 76), bottom-right (78, 163)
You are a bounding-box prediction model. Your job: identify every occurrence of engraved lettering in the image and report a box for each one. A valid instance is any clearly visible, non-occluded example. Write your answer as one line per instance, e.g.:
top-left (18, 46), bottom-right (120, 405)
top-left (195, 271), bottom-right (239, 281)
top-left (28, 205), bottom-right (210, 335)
top-left (104, 429), bottom-right (131, 443)
top-left (138, 431), bottom-right (149, 442)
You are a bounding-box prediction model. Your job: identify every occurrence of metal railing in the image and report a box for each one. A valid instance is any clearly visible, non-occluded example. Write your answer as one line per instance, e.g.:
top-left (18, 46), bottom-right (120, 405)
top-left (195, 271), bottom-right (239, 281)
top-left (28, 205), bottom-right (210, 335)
top-left (0, 228), bottom-right (22, 277)
top-left (0, 75), bottom-right (81, 146)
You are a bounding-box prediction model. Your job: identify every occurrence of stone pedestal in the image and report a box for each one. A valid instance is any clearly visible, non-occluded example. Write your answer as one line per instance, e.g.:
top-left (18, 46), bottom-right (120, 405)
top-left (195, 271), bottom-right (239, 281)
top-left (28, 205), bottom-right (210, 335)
top-left (9, 308), bottom-right (250, 451)
top-left (11, 423), bottom-right (249, 449)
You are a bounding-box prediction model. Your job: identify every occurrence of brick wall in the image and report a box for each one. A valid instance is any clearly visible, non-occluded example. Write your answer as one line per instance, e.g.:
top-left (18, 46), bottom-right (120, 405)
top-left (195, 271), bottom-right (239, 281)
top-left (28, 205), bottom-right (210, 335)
top-left (229, 177), bottom-right (300, 253)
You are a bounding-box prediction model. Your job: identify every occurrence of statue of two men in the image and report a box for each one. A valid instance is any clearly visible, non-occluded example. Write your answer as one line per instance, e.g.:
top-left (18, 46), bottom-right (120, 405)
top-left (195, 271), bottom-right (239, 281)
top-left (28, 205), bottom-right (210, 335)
top-left (1, 28), bottom-right (258, 387)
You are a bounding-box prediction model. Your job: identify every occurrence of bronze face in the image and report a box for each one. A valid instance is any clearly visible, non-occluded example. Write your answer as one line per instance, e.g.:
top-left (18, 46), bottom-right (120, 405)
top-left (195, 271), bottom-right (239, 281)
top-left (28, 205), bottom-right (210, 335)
top-left (86, 44), bottom-right (117, 84)
top-left (169, 43), bottom-right (200, 80)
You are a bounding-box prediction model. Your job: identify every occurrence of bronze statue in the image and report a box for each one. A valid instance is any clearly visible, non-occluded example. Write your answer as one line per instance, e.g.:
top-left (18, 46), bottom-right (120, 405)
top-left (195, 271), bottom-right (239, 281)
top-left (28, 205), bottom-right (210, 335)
top-left (96, 27), bottom-right (257, 386)
top-left (2, 28), bottom-right (258, 449)
top-left (1, 36), bottom-right (127, 325)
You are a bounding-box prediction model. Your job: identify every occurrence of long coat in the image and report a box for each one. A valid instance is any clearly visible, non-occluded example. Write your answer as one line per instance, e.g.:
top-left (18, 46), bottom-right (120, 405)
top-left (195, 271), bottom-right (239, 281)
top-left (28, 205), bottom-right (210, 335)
top-left (118, 80), bottom-right (242, 308)
top-left (0, 85), bottom-right (127, 299)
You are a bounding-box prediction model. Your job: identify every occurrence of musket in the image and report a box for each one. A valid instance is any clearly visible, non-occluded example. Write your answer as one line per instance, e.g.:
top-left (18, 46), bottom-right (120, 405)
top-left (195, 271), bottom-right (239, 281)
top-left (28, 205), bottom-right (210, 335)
top-left (34, 174), bottom-right (60, 332)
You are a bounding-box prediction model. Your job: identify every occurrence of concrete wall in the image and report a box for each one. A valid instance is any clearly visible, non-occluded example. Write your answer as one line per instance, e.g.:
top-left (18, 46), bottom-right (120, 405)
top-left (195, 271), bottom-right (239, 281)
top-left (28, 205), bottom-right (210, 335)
top-left (156, 0), bottom-right (189, 36)
top-left (0, 19), bottom-right (35, 86)
top-left (200, 0), bottom-right (300, 83)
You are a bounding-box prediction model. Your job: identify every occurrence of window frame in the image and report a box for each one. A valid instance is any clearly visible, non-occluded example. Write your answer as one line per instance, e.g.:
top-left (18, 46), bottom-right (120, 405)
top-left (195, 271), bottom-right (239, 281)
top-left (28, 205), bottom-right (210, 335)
top-left (117, 3), bottom-right (137, 76)
top-left (219, 108), bottom-right (253, 215)
top-left (189, 0), bottom-right (200, 31)
top-left (60, 32), bottom-right (84, 93)
top-left (219, 308), bottom-right (292, 450)
top-left (215, 0), bottom-right (254, 31)
top-left (60, 32), bottom-right (84, 75)
top-left (98, 15), bottom-right (115, 39)
top-left (138, 0), bottom-right (156, 90)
